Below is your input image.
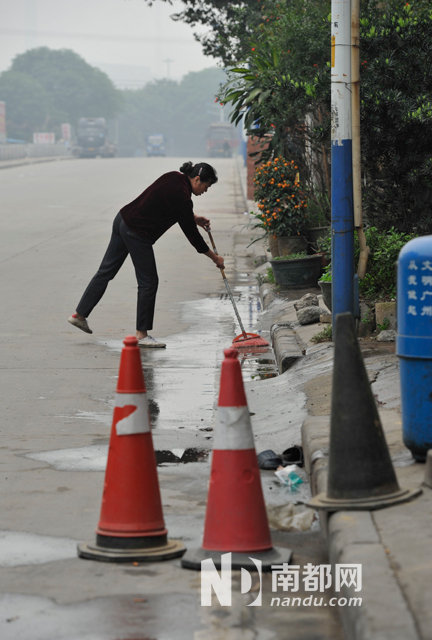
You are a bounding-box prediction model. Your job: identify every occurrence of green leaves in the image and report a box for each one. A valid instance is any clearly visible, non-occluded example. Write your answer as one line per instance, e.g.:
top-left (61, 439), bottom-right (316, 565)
top-left (360, 0), bottom-right (432, 234)
top-left (0, 47), bottom-right (122, 141)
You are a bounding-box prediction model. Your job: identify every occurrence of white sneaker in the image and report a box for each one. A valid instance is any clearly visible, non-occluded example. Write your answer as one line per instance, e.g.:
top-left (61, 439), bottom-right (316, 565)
top-left (68, 313), bottom-right (92, 334)
top-left (138, 335), bottom-right (166, 348)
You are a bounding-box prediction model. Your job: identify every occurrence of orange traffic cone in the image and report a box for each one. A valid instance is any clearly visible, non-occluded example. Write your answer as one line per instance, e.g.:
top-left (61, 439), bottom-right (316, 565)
top-left (78, 336), bottom-right (185, 562)
top-left (182, 348), bottom-right (291, 571)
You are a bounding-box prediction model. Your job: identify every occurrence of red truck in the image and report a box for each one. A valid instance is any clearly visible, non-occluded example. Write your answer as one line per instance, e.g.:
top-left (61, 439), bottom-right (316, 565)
top-left (206, 123), bottom-right (239, 157)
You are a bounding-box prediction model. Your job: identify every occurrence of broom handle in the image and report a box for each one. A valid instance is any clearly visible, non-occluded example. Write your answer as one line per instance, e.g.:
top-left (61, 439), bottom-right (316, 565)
top-left (206, 229), bottom-right (248, 338)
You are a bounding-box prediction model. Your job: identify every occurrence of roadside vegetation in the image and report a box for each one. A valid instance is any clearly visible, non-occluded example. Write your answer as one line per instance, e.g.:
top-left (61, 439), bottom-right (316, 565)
top-left (153, 0), bottom-right (431, 309)
top-left (0, 47), bottom-right (227, 156)
top-left (143, 0), bottom-right (432, 236)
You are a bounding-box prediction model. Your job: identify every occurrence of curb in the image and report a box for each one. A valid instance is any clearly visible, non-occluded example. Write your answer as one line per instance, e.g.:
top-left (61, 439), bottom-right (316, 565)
top-left (259, 275), bottom-right (422, 640)
top-left (259, 281), bottom-right (304, 374)
top-left (302, 417), bottom-right (420, 640)
top-left (270, 322), bottom-right (303, 373)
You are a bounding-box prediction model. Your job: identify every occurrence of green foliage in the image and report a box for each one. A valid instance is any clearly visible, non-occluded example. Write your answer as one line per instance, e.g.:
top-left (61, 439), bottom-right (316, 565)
top-left (358, 226), bottom-right (416, 300)
top-left (316, 230), bottom-right (332, 262)
top-left (319, 264), bottom-right (332, 282)
top-left (305, 191), bottom-right (330, 226)
top-left (272, 251), bottom-right (309, 260)
top-left (219, 0), bottom-right (331, 192)
top-left (311, 325), bottom-right (332, 343)
top-left (252, 157), bottom-right (309, 236)
top-left (143, 0), bottom-right (262, 65)
top-left (214, 0), bottom-right (432, 236)
top-left (0, 47), bottom-right (122, 141)
top-left (320, 227), bottom-right (416, 298)
top-left (0, 71), bottom-right (50, 140)
top-left (264, 267), bottom-right (276, 284)
top-left (359, 1), bottom-right (432, 234)
top-left (377, 317), bottom-right (391, 332)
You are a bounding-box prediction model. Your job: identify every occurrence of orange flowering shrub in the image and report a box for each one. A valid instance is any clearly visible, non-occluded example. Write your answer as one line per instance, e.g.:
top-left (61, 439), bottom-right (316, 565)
top-left (253, 157), bottom-right (308, 236)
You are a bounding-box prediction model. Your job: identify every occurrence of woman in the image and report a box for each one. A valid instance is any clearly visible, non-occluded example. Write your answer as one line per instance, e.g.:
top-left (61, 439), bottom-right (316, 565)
top-left (68, 161), bottom-right (224, 348)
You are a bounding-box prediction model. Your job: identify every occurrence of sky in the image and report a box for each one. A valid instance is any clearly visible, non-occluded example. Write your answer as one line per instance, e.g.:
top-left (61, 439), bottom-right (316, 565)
top-left (0, 0), bottom-right (217, 87)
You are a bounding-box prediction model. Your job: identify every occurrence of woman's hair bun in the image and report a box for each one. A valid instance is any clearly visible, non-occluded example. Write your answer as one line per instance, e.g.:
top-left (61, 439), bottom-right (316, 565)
top-left (179, 161), bottom-right (194, 176)
top-left (179, 161), bottom-right (218, 185)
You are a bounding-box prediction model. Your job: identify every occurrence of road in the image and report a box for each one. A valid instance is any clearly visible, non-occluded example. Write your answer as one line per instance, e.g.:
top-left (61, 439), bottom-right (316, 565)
top-left (0, 156), bottom-right (343, 639)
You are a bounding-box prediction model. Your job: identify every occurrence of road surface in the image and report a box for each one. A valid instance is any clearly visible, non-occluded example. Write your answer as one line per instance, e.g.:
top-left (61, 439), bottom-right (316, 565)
top-left (0, 156), bottom-right (343, 639)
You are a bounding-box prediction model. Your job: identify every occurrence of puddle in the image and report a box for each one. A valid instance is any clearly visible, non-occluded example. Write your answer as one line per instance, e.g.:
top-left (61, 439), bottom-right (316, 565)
top-left (0, 531), bottom-right (77, 566)
top-left (26, 445), bottom-right (209, 471)
top-left (27, 444), bottom-right (108, 472)
top-left (94, 292), bottom-right (272, 433)
top-left (239, 353), bottom-right (278, 382)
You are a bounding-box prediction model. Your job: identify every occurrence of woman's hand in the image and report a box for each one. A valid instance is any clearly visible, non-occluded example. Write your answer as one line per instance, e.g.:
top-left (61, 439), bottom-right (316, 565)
top-left (213, 254), bottom-right (225, 270)
top-left (195, 215), bottom-right (211, 231)
top-left (205, 249), bottom-right (225, 270)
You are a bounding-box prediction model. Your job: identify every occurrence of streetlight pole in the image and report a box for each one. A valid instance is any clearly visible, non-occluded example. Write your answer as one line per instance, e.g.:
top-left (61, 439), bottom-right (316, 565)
top-left (331, 0), bottom-right (355, 325)
top-left (163, 58), bottom-right (173, 78)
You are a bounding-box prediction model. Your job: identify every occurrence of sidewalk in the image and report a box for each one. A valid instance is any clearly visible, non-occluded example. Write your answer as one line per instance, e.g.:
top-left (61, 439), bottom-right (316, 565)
top-left (0, 155), bottom-right (74, 170)
top-left (258, 273), bottom-right (432, 640)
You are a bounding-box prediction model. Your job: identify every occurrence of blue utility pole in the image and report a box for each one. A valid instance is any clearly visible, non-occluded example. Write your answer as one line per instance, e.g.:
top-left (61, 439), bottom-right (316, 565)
top-left (331, 0), bottom-right (355, 324)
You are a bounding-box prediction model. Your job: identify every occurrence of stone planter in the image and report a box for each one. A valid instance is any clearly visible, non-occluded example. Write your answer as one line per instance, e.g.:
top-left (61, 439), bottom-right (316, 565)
top-left (318, 280), bottom-right (332, 311)
top-left (306, 226), bottom-right (330, 250)
top-left (270, 255), bottom-right (322, 288)
top-left (375, 301), bottom-right (397, 330)
top-left (277, 235), bottom-right (307, 256)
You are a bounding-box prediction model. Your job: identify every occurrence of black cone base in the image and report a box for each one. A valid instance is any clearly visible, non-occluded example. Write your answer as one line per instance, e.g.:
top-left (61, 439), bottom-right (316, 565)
top-left (308, 313), bottom-right (421, 511)
top-left (308, 486), bottom-right (421, 511)
top-left (181, 546), bottom-right (292, 571)
top-left (77, 538), bottom-right (185, 563)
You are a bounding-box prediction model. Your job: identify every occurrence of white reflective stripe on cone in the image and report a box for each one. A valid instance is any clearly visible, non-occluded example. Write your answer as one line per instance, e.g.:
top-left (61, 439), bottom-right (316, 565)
top-left (114, 393), bottom-right (150, 435)
top-left (212, 406), bottom-right (254, 451)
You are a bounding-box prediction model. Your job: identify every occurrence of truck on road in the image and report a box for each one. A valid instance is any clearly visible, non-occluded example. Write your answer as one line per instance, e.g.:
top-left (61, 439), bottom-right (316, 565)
top-left (206, 123), bottom-right (239, 158)
top-left (73, 117), bottom-right (116, 158)
top-left (146, 133), bottom-right (166, 157)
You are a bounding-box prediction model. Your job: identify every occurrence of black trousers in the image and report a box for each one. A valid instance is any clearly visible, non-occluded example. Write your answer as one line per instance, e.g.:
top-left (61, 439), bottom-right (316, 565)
top-left (76, 212), bottom-right (158, 331)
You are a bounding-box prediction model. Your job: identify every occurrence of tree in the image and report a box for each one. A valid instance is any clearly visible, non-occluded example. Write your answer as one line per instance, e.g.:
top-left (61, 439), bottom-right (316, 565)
top-left (219, 0), bottom-right (331, 199)
top-left (359, 0), bottom-right (432, 234)
top-left (117, 67), bottom-right (228, 156)
top-left (0, 71), bottom-right (50, 140)
top-left (0, 47), bottom-right (122, 140)
top-left (217, 0), bottom-right (432, 234)
top-left (143, 0), bottom-right (261, 64)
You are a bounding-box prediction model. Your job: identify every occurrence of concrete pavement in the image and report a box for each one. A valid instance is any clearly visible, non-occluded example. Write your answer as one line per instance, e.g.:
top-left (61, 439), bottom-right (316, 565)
top-left (257, 266), bottom-right (431, 640)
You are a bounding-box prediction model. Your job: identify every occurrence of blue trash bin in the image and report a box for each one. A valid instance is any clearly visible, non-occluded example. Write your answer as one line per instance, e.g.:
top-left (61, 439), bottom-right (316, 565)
top-left (397, 235), bottom-right (432, 461)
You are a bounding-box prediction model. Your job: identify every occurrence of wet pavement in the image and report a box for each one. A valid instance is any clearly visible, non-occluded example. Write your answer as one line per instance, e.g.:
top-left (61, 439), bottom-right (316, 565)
top-left (0, 156), bottom-right (343, 639)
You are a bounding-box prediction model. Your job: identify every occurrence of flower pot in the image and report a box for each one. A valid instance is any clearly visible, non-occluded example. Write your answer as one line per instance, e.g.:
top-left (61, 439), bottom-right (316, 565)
top-left (306, 226), bottom-right (330, 250)
top-left (268, 234), bottom-right (280, 258)
top-left (277, 235), bottom-right (307, 256)
top-left (270, 255), bottom-right (322, 288)
top-left (319, 279), bottom-right (332, 311)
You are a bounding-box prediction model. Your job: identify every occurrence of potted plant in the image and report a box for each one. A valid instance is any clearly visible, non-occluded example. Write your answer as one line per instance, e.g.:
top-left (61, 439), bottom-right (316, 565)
top-left (304, 191), bottom-right (330, 251)
top-left (270, 251), bottom-right (323, 288)
top-left (253, 157), bottom-right (309, 256)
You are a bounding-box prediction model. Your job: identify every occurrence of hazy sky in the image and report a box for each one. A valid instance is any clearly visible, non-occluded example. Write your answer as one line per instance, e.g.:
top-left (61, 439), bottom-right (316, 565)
top-left (0, 0), bottom-right (216, 87)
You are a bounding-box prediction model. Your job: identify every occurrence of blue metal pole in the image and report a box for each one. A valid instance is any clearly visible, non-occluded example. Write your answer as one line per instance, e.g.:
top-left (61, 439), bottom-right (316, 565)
top-left (331, 0), bottom-right (354, 324)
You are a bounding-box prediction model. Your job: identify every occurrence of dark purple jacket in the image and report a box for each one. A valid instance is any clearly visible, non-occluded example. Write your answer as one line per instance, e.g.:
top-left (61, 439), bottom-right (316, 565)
top-left (120, 171), bottom-right (209, 253)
